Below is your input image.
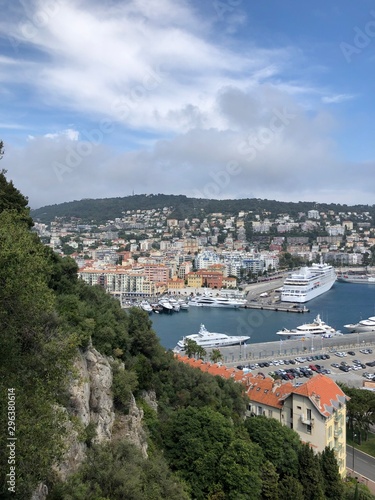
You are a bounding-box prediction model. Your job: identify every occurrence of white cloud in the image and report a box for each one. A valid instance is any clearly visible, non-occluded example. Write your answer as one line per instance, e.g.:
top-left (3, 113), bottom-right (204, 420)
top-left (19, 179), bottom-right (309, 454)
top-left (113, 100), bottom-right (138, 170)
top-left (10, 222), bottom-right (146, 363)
top-left (321, 94), bottom-right (356, 104)
top-left (0, 0), bottom-right (371, 208)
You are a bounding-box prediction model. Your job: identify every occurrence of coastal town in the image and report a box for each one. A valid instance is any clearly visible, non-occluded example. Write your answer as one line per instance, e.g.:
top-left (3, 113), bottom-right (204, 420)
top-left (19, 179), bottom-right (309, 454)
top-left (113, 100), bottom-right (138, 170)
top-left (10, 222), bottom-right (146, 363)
top-left (32, 202), bottom-right (375, 302)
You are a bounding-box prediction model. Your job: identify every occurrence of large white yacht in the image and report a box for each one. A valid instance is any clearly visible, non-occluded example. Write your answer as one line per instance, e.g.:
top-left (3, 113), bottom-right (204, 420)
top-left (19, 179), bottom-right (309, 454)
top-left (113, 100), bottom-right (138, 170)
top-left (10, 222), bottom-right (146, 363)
top-left (175, 324), bottom-right (250, 351)
top-left (276, 314), bottom-right (342, 339)
top-left (344, 316), bottom-right (375, 333)
top-left (189, 296), bottom-right (247, 308)
top-left (281, 261), bottom-right (336, 303)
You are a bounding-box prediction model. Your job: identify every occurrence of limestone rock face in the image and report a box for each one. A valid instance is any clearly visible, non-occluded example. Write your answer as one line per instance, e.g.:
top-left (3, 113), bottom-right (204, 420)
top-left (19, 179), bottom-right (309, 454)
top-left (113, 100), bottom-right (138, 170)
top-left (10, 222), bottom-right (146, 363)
top-left (115, 394), bottom-right (148, 458)
top-left (56, 346), bottom-right (115, 480)
top-left (141, 389), bottom-right (158, 412)
top-left (85, 347), bottom-right (115, 443)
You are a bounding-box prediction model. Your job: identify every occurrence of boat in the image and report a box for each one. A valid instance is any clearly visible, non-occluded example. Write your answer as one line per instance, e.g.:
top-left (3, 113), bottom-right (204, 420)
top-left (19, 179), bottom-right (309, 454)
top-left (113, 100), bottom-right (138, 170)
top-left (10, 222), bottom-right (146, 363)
top-left (177, 298), bottom-right (189, 310)
top-left (281, 261), bottom-right (336, 303)
top-left (337, 272), bottom-right (375, 284)
top-left (189, 295), bottom-right (247, 308)
top-left (139, 300), bottom-right (153, 313)
top-left (276, 314), bottom-right (343, 340)
top-left (158, 298), bottom-right (174, 312)
top-left (151, 303), bottom-right (163, 313)
top-left (174, 324), bottom-right (250, 351)
top-left (344, 316), bottom-right (375, 333)
top-left (168, 297), bottom-right (181, 312)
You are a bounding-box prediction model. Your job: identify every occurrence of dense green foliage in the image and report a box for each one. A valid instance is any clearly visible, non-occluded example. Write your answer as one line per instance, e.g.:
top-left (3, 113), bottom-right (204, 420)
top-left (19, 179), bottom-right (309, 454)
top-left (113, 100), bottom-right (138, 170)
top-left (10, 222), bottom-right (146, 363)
top-left (339, 384), bottom-right (375, 445)
top-left (49, 441), bottom-right (190, 500)
top-left (30, 192), bottom-right (375, 225)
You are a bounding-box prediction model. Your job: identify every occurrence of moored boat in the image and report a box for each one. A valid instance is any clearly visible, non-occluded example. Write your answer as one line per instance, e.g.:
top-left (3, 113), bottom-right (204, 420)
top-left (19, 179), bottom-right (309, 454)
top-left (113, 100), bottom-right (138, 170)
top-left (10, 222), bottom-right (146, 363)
top-left (276, 314), bottom-right (342, 340)
top-left (174, 324), bottom-right (250, 351)
top-left (344, 316), bottom-right (375, 333)
top-left (281, 261), bottom-right (336, 303)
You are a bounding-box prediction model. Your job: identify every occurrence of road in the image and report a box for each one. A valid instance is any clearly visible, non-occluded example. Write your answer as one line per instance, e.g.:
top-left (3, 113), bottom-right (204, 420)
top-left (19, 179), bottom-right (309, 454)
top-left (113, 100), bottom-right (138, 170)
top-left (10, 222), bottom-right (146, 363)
top-left (347, 445), bottom-right (375, 482)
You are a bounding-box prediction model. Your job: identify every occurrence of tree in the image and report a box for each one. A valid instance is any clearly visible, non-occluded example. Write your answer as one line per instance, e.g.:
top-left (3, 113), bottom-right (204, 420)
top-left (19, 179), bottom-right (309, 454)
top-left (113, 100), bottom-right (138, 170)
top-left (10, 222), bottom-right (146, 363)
top-left (320, 447), bottom-right (344, 499)
top-left (0, 167), bottom-right (32, 227)
top-left (298, 443), bottom-right (325, 500)
top-left (260, 460), bottom-right (279, 500)
top-left (216, 439), bottom-right (264, 500)
top-left (183, 338), bottom-right (200, 358)
top-left (162, 406), bottom-right (235, 498)
top-left (0, 211), bottom-right (76, 497)
top-left (244, 416), bottom-right (301, 477)
top-left (210, 349), bottom-right (223, 364)
top-left (278, 475), bottom-right (304, 500)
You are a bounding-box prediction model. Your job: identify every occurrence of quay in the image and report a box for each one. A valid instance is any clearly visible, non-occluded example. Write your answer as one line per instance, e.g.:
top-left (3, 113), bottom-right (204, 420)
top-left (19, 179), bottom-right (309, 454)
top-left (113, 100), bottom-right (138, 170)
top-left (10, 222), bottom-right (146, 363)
top-left (204, 331), bottom-right (375, 367)
top-left (244, 303), bottom-right (309, 313)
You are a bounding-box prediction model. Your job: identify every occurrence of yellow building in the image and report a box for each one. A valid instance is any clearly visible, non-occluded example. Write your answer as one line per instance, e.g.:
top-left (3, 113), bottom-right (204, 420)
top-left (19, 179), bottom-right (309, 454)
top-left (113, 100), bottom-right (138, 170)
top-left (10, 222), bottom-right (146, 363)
top-left (246, 374), bottom-right (348, 476)
top-left (167, 278), bottom-right (185, 291)
top-left (186, 272), bottom-right (203, 288)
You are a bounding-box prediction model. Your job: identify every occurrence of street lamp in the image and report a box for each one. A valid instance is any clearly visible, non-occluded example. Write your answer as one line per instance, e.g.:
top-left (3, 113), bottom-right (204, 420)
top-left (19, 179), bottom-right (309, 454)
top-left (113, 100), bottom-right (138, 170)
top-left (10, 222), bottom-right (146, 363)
top-left (352, 433), bottom-right (357, 472)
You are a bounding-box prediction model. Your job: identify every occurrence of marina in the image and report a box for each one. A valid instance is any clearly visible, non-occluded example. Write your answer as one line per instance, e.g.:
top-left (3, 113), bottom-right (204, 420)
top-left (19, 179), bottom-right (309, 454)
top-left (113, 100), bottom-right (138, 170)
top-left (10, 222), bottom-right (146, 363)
top-left (151, 281), bottom-right (375, 351)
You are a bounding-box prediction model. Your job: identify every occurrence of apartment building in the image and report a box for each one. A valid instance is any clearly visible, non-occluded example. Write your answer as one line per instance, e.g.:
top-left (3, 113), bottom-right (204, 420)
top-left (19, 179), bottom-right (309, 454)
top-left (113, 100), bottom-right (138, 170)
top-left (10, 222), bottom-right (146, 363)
top-left (175, 356), bottom-right (348, 477)
top-left (246, 374), bottom-right (347, 476)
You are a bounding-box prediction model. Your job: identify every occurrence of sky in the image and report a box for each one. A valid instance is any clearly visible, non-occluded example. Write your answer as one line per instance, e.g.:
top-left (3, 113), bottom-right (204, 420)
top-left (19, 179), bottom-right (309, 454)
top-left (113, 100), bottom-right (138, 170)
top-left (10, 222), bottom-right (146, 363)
top-left (0, 0), bottom-right (374, 209)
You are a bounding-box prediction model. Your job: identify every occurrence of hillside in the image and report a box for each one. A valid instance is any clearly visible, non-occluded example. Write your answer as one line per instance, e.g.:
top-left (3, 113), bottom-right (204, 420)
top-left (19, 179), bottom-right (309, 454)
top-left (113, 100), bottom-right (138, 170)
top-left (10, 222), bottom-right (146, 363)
top-left (30, 193), bottom-right (375, 225)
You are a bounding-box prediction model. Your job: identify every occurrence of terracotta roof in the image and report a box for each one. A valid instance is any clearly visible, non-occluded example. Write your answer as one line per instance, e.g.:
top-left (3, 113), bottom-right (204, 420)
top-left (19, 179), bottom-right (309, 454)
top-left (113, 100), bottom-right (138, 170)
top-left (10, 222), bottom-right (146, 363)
top-left (174, 356), bottom-right (347, 417)
top-left (292, 373), bottom-right (348, 417)
top-left (246, 377), bottom-right (294, 409)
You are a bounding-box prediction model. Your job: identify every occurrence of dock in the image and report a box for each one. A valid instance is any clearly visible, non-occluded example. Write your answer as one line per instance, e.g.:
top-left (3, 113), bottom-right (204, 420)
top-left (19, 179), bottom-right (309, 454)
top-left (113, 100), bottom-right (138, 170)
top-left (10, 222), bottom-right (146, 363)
top-left (244, 303), bottom-right (309, 313)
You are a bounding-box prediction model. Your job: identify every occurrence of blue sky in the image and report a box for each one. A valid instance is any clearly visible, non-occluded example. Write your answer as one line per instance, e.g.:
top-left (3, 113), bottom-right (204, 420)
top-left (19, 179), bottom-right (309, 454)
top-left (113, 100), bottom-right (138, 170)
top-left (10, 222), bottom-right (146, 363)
top-left (0, 0), bottom-right (374, 208)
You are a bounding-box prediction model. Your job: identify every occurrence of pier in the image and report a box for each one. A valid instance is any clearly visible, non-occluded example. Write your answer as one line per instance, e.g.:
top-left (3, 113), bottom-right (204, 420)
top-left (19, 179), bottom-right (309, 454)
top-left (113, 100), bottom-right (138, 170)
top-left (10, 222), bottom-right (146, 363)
top-left (244, 303), bottom-right (309, 313)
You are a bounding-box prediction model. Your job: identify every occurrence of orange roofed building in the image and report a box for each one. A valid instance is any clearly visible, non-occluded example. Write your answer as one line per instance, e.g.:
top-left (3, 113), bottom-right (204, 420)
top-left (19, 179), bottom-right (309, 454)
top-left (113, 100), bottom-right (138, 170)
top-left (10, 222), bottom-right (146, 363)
top-left (175, 355), bottom-right (348, 476)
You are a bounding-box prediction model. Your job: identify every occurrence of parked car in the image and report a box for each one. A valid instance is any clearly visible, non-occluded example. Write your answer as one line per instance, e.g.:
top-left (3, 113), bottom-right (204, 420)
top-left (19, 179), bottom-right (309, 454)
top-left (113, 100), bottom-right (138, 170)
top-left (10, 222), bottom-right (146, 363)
top-left (339, 365), bottom-right (349, 372)
top-left (347, 351), bottom-right (356, 356)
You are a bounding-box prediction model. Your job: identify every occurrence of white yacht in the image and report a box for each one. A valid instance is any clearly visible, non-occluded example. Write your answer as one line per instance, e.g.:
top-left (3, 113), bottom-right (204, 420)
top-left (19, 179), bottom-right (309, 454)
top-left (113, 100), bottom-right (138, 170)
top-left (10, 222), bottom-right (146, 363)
top-left (177, 298), bottom-right (189, 310)
top-left (158, 298), bottom-right (174, 312)
top-left (168, 297), bottom-right (181, 312)
top-left (189, 296), bottom-right (247, 308)
top-left (139, 300), bottom-right (153, 313)
top-left (175, 324), bottom-right (250, 351)
top-left (276, 314), bottom-right (342, 340)
top-left (281, 261), bottom-right (336, 303)
top-left (344, 316), bottom-right (375, 333)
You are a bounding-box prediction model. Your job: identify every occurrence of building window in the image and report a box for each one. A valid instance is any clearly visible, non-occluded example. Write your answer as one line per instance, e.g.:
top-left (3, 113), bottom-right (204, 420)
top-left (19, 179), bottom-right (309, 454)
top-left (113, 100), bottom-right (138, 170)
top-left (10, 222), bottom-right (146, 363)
top-left (307, 409), bottom-right (312, 419)
top-left (258, 406), bottom-right (262, 415)
top-left (268, 410), bottom-right (273, 418)
top-left (290, 408), bottom-right (293, 418)
top-left (306, 424), bottom-right (312, 434)
top-left (328, 426), bottom-right (332, 438)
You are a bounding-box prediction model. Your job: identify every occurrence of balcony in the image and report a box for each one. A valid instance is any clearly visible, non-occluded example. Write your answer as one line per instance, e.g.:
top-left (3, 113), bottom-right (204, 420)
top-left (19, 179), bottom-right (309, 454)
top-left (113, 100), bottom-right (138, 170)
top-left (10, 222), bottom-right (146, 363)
top-left (334, 443), bottom-right (343, 453)
top-left (300, 415), bottom-right (314, 426)
top-left (334, 413), bottom-right (343, 424)
top-left (334, 427), bottom-right (342, 438)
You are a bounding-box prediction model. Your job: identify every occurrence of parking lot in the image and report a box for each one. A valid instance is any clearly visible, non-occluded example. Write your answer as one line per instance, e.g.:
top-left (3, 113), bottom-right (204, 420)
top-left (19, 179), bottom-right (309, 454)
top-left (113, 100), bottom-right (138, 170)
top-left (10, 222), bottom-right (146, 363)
top-left (234, 347), bottom-right (375, 387)
top-left (216, 333), bottom-right (375, 388)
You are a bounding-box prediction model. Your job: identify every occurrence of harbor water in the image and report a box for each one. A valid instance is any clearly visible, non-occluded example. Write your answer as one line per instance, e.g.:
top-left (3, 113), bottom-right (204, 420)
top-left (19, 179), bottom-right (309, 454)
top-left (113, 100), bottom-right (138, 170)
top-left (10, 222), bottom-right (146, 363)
top-left (150, 282), bottom-right (375, 350)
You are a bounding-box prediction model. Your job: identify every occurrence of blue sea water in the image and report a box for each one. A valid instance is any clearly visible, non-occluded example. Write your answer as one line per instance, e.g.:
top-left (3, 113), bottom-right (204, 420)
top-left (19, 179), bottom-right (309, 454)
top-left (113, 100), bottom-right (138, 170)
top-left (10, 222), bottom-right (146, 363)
top-left (150, 282), bottom-right (375, 350)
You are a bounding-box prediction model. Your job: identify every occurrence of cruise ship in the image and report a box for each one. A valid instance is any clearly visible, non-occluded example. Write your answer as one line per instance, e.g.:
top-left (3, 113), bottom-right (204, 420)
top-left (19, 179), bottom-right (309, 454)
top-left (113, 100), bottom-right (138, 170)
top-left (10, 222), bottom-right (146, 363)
top-left (189, 296), bottom-right (247, 308)
top-left (276, 314), bottom-right (342, 340)
top-left (174, 324), bottom-right (250, 351)
top-left (281, 262), bottom-right (337, 303)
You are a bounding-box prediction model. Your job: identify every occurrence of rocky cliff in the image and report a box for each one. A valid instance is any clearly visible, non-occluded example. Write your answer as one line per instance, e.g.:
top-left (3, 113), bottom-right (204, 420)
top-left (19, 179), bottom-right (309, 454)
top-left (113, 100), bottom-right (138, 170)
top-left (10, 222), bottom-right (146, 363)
top-left (33, 345), bottom-right (150, 499)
